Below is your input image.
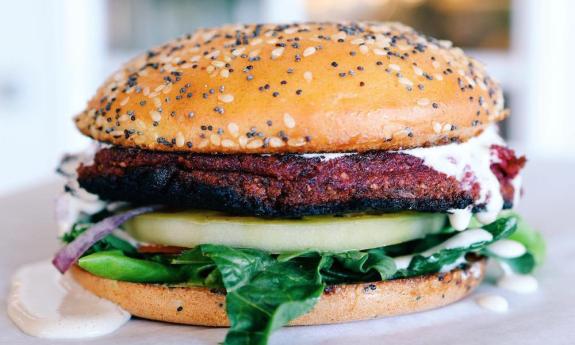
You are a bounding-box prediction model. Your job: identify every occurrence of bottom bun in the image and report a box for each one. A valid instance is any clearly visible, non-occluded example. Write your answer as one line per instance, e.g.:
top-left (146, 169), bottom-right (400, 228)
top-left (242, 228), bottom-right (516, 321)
top-left (70, 258), bottom-right (485, 326)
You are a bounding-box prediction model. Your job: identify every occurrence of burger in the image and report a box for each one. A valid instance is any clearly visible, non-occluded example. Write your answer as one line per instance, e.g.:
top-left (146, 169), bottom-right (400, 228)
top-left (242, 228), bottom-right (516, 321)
top-left (53, 22), bottom-right (544, 345)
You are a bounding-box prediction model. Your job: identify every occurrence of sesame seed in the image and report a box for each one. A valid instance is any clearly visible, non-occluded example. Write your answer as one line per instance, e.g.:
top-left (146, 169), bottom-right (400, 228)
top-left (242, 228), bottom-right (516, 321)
top-left (231, 47), bottom-right (245, 56)
top-left (373, 48), bottom-right (386, 56)
top-left (218, 94), bottom-right (234, 103)
top-left (432, 102), bottom-right (439, 108)
top-left (272, 91), bottom-right (279, 97)
top-left (221, 139), bottom-right (237, 148)
top-left (303, 47), bottom-right (316, 57)
top-left (228, 122), bottom-right (239, 137)
top-left (238, 135), bottom-right (248, 147)
top-left (283, 113), bottom-right (296, 128)
top-left (399, 77), bottom-right (413, 87)
top-left (246, 138), bottom-right (264, 149)
top-left (413, 66), bottom-right (424, 76)
top-left (296, 89), bottom-right (302, 95)
top-left (271, 47), bottom-right (285, 59)
top-left (269, 137), bottom-right (285, 148)
top-left (331, 61), bottom-right (338, 67)
top-left (304, 71), bottom-right (313, 82)
top-left (150, 110), bottom-right (161, 122)
top-left (359, 45), bottom-right (369, 54)
top-left (433, 122), bottom-right (442, 134)
top-left (389, 64), bottom-right (401, 71)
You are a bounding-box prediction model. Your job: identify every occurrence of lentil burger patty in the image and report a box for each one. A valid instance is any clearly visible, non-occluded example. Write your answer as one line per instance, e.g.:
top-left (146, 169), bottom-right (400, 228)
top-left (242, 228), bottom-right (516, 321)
top-left (77, 146), bottom-right (521, 217)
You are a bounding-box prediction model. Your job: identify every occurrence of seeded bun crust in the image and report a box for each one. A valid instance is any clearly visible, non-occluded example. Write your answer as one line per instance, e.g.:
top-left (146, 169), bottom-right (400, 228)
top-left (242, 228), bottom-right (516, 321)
top-left (75, 22), bottom-right (505, 153)
top-left (70, 259), bottom-right (485, 326)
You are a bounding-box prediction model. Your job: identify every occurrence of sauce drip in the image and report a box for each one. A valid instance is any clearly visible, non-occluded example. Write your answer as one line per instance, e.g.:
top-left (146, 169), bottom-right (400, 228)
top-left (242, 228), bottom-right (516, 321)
top-left (7, 261), bottom-right (130, 339)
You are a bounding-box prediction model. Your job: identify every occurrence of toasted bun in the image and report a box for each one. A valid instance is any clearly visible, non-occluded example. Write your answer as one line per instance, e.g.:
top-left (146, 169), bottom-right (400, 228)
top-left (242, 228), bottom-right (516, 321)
top-left (70, 258), bottom-right (485, 326)
top-left (75, 22), bottom-right (505, 153)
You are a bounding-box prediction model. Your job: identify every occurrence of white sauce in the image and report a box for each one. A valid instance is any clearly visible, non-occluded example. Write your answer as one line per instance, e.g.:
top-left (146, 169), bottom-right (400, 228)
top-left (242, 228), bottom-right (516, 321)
top-left (475, 294), bottom-right (509, 313)
top-left (488, 239), bottom-right (527, 258)
top-left (497, 263), bottom-right (539, 293)
top-left (403, 126), bottom-right (509, 230)
top-left (393, 228), bottom-right (493, 270)
top-left (497, 274), bottom-right (538, 294)
top-left (7, 261), bottom-right (130, 339)
top-left (298, 152), bottom-right (357, 161)
top-left (448, 207), bottom-right (473, 231)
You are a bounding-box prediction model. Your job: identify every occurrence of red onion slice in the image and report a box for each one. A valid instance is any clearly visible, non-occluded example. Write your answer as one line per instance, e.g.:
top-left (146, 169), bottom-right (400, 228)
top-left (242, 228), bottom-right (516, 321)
top-left (52, 205), bottom-right (162, 273)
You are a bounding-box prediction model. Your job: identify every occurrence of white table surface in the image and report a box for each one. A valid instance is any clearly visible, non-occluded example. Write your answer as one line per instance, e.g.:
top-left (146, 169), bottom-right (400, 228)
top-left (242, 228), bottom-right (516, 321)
top-left (1, 159), bottom-right (574, 345)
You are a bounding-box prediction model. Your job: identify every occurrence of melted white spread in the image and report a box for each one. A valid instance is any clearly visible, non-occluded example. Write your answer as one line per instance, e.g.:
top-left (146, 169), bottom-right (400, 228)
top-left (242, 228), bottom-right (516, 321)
top-left (497, 263), bottom-right (539, 293)
top-left (297, 152), bottom-right (357, 161)
top-left (7, 261), bottom-right (130, 339)
top-left (403, 126), bottom-right (507, 229)
top-left (488, 239), bottom-right (527, 258)
top-left (393, 228), bottom-right (493, 269)
top-left (475, 294), bottom-right (509, 313)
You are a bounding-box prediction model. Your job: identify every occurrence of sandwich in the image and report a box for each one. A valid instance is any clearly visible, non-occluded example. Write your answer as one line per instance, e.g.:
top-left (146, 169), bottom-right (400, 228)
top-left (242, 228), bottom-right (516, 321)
top-left (53, 22), bottom-right (545, 345)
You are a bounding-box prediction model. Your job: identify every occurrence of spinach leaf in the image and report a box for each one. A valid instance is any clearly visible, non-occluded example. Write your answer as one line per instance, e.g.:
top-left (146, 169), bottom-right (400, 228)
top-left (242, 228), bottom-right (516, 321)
top-left (224, 261), bottom-right (324, 345)
top-left (185, 245), bottom-right (324, 345)
top-left (172, 247), bottom-right (222, 287)
top-left (332, 249), bottom-right (396, 280)
top-left (78, 250), bottom-right (184, 283)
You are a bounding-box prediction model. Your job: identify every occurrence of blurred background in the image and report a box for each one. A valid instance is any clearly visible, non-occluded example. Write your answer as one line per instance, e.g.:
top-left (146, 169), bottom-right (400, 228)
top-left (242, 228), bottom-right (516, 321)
top-left (0, 0), bottom-right (573, 195)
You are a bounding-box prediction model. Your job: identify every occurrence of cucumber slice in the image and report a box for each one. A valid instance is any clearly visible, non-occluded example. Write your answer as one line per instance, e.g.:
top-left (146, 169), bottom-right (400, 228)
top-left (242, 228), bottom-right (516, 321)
top-left (124, 211), bottom-right (447, 253)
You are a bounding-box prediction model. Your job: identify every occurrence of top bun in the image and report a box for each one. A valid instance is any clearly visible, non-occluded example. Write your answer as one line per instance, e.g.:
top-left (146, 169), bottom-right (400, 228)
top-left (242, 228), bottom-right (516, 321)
top-left (75, 22), bottom-right (506, 153)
